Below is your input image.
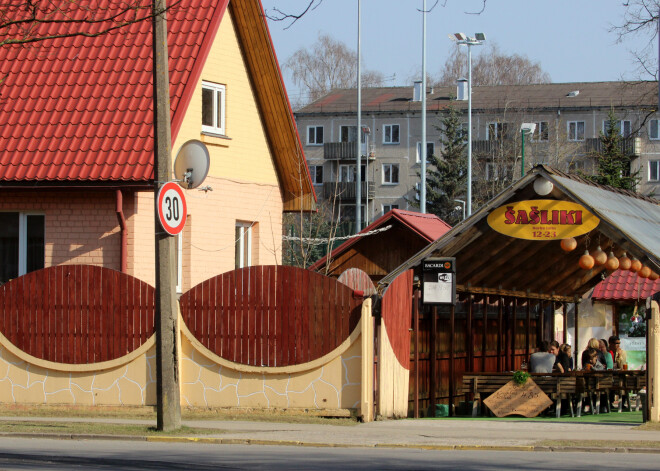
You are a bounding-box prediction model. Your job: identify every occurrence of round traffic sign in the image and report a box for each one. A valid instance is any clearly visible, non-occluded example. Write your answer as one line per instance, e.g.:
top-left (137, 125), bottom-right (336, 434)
top-left (157, 182), bottom-right (187, 236)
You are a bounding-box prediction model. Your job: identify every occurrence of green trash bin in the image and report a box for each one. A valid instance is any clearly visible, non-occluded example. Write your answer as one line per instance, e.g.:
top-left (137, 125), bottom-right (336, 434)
top-left (435, 404), bottom-right (449, 417)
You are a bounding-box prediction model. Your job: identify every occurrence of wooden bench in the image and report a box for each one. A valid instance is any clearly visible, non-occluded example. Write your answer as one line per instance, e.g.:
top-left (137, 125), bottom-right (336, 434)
top-left (461, 371), bottom-right (646, 418)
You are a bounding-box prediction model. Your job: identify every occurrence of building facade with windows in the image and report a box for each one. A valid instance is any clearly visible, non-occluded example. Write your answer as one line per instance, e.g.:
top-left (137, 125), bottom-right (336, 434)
top-left (0, 0), bottom-right (314, 292)
top-left (295, 81), bottom-right (659, 226)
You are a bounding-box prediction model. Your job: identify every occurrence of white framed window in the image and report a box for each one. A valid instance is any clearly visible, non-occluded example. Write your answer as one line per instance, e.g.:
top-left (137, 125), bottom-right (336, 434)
top-left (235, 222), bottom-right (252, 269)
top-left (567, 121), bottom-right (585, 141)
top-left (649, 119), bottom-right (660, 140)
top-left (340, 125), bottom-right (357, 143)
top-left (383, 124), bottom-right (400, 144)
top-left (416, 142), bottom-right (435, 163)
top-left (307, 125), bottom-right (324, 145)
top-left (382, 204), bottom-right (399, 214)
top-left (202, 81), bottom-right (226, 135)
top-left (603, 119), bottom-right (631, 138)
top-left (339, 204), bottom-right (365, 221)
top-left (487, 122), bottom-right (510, 140)
top-left (0, 212), bottom-right (45, 284)
top-left (338, 164), bottom-right (365, 182)
top-left (649, 160), bottom-right (660, 181)
top-left (567, 160), bottom-right (587, 173)
top-left (533, 121), bottom-right (549, 141)
top-left (309, 165), bottom-right (323, 185)
top-left (382, 163), bottom-right (399, 184)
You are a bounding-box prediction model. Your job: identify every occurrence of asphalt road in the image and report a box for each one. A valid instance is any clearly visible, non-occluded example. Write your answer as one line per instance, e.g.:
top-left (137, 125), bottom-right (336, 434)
top-left (0, 438), bottom-right (658, 471)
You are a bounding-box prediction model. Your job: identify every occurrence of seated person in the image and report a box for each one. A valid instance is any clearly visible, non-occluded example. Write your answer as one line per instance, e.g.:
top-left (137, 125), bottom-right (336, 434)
top-left (550, 340), bottom-right (570, 373)
top-left (583, 348), bottom-right (605, 371)
top-left (608, 335), bottom-right (627, 369)
top-left (560, 343), bottom-right (573, 371)
top-left (599, 339), bottom-right (613, 369)
top-left (581, 338), bottom-right (605, 370)
top-left (529, 340), bottom-right (554, 373)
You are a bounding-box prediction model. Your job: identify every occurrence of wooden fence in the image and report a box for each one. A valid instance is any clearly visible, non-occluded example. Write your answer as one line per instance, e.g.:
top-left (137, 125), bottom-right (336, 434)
top-left (179, 265), bottom-right (363, 367)
top-left (0, 265), bottom-right (155, 364)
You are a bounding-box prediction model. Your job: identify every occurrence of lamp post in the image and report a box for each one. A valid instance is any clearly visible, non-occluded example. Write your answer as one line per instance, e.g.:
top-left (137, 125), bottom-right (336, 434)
top-left (356, 0), bottom-right (362, 232)
top-left (449, 32), bottom-right (485, 217)
top-left (520, 123), bottom-right (536, 177)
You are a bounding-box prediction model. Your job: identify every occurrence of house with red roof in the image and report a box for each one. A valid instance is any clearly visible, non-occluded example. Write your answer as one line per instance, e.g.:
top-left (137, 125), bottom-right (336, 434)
top-left (0, 0), bottom-right (315, 292)
top-left (310, 209), bottom-right (451, 282)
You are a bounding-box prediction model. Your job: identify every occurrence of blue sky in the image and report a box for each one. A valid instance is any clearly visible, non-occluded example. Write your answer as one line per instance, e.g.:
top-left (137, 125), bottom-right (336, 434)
top-left (261, 0), bottom-right (647, 102)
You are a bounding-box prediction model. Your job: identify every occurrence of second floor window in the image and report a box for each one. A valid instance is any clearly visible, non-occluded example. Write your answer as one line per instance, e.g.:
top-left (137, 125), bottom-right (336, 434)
top-left (650, 120), bottom-right (660, 139)
top-left (416, 142), bottom-right (435, 163)
top-left (309, 165), bottom-right (323, 185)
top-left (604, 119), bottom-right (631, 138)
top-left (338, 164), bottom-right (366, 182)
top-left (307, 126), bottom-right (324, 145)
top-left (487, 122), bottom-right (511, 140)
top-left (382, 163), bottom-right (399, 184)
top-left (533, 121), bottom-right (549, 141)
top-left (568, 121), bottom-right (585, 141)
top-left (202, 81), bottom-right (226, 135)
top-left (383, 204), bottom-right (399, 214)
top-left (650, 160), bottom-right (659, 181)
top-left (383, 124), bottom-right (400, 144)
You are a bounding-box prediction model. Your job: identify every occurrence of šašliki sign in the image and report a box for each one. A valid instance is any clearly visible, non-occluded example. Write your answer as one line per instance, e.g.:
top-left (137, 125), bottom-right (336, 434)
top-left (487, 199), bottom-right (600, 241)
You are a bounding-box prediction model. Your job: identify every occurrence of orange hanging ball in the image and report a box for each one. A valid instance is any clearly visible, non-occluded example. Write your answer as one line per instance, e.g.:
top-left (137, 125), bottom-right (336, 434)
top-left (618, 253), bottom-right (632, 271)
top-left (639, 266), bottom-right (652, 278)
top-left (605, 252), bottom-right (619, 271)
top-left (649, 271), bottom-right (659, 281)
top-left (560, 237), bottom-right (577, 252)
top-left (592, 246), bottom-right (607, 266)
top-left (579, 251), bottom-right (595, 270)
top-left (630, 258), bottom-right (642, 272)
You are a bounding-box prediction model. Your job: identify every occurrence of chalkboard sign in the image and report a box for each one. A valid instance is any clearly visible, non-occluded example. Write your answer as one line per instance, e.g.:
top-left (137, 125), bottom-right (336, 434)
top-left (483, 379), bottom-right (553, 417)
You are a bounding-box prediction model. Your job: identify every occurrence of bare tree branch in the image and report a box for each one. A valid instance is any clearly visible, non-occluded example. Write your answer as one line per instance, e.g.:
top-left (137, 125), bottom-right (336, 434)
top-left (264, 0), bottom-right (322, 29)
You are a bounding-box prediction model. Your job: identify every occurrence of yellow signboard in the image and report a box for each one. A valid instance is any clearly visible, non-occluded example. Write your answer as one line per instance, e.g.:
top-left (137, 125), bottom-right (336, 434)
top-left (487, 199), bottom-right (599, 241)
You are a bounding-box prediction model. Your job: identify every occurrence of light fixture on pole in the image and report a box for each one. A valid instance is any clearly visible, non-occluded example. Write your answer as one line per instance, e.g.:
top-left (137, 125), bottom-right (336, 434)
top-left (520, 123), bottom-right (536, 177)
top-left (448, 32), bottom-right (485, 217)
top-left (454, 199), bottom-right (466, 220)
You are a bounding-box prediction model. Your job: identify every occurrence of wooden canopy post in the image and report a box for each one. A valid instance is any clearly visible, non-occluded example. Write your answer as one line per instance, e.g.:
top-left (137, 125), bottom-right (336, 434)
top-left (413, 289), bottom-right (420, 419)
top-left (562, 302), bottom-right (568, 344)
top-left (482, 296), bottom-right (488, 371)
top-left (497, 297), bottom-right (504, 372)
top-left (449, 303), bottom-right (455, 416)
top-left (466, 293), bottom-right (473, 372)
top-left (429, 305), bottom-right (437, 416)
top-left (526, 297), bottom-right (531, 363)
top-left (574, 301), bottom-right (580, 368)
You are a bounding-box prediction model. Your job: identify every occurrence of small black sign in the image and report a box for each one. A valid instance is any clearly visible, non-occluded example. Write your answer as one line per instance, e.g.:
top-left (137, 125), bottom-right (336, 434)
top-left (422, 257), bottom-right (456, 304)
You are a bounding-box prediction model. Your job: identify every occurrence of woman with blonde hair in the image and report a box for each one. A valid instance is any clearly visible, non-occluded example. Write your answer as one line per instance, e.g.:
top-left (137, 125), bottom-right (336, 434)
top-left (582, 338), bottom-right (605, 370)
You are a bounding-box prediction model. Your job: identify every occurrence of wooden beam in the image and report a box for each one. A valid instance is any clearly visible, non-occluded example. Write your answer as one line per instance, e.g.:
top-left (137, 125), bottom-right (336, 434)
top-left (457, 285), bottom-right (573, 302)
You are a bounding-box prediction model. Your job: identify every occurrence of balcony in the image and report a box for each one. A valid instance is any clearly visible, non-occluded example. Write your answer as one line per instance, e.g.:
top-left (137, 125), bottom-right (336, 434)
top-left (584, 137), bottom-right (640, 156)
top-left (323, 142), bottom-right (375, 161)
top-left (323, 181), bottom-right (375, 200)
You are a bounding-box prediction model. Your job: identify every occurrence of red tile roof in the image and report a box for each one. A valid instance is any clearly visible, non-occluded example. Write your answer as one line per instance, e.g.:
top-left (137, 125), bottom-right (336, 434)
top-left (0, 0), bottom-right (228, 184)
top-left (592, 269), bottom-right (660, 301)
top-left (308, 209), bottom-right (451, 271)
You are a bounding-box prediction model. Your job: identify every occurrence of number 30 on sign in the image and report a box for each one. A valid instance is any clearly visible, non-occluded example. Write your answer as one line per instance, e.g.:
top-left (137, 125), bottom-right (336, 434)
top-left (157, 182), bottom-right (187, 236)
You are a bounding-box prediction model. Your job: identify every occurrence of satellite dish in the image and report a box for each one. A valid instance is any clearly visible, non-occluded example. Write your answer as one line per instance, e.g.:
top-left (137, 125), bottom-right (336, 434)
top-left (173, 140), bottom-right (210, 189)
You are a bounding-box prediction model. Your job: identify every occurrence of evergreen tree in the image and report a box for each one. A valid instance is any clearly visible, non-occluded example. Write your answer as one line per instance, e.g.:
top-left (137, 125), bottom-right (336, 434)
top-left (424, 107), bottom-right (468, 225)
top-left (585, 109), bottom-right (640, 191)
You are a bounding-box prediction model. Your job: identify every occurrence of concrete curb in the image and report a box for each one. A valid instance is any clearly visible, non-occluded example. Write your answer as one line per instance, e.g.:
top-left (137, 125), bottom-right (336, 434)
top-left (2, 432), bottom-right (659, 453)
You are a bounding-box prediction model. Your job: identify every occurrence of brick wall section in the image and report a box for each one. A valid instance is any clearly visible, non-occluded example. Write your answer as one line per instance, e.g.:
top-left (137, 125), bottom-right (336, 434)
top-left (0, 190), bottom-right (125, 270)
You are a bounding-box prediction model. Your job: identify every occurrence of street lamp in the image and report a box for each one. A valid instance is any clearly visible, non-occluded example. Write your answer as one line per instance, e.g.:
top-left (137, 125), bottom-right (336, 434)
top-left (449, 32), bottom-right (485, 217)
top-left (520, 123), bottom-right (536, 177)
top-left (454, 199), bottom-right (466, 220)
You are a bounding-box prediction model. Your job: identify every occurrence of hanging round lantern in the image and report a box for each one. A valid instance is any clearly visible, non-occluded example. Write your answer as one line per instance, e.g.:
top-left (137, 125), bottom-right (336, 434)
top-left (630, 258), bottom-right (642, 272)
top-left (605, 252), bottom-right (620, 271)
top-left (560, 237), bottom-right (577, 252)
top-left (592, 246), bottom-right (607, 266)
top-left (619, 253), bottom-right (632, 271)
top-left (639, 266), bottom-right (652, 278)
top-left (579, 250), bottom-right (595, 270)
top-left (649, 271), bottom-right (659, 281)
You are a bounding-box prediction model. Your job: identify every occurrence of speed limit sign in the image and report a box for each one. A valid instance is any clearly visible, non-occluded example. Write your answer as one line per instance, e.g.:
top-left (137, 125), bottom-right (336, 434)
top-left (157, 182), bottom-right (187, 236)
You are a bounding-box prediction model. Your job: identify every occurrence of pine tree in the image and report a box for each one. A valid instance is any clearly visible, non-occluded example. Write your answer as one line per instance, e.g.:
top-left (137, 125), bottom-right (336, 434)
top-left (586, 109), bottom-right (640, 191)
top-left (425, 107), bottom-right (468, 225)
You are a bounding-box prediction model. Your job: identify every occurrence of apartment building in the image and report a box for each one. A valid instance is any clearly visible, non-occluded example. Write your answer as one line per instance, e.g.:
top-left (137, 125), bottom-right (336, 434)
top-left (295, 81), bottom-right (659, 226)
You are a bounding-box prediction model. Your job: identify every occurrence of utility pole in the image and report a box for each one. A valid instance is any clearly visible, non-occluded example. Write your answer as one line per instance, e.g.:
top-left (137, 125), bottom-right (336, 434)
top-left (152, 0), bottom-right (181, 432)
top-left (356, 0), bottom-right (362, 232)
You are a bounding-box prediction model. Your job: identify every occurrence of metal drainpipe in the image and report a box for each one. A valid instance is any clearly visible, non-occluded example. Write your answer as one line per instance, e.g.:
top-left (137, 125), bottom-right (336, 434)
top-left (115, 189), bottom-right (128, 273)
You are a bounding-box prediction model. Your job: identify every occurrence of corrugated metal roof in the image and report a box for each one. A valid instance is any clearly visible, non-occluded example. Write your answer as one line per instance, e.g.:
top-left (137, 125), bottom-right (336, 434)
top-left (550, 174), bottom-right (660, 268)
top-left (0, 0), bottom-right (227, 183)
top-left (592, 269), bottom-right (660, 301)
top-left (296, 81), bottom-right (656, 115)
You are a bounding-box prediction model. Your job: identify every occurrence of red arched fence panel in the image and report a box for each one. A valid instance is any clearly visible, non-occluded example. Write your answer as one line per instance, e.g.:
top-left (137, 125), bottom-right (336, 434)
top-left (0, 265), bottom-right (155, 364)
top-left (180, 265), bottom-right (363, 367)
top-left (381, 269), bottom-right (414, 369)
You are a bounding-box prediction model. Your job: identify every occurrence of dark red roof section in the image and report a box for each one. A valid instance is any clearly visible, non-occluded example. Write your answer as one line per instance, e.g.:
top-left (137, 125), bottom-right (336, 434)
top-left (0, 0), bottom-right (228, 183)
top-left (309, 209), bottom-right (451, 271)
top-left (592, 269), bottom-right (660, 301)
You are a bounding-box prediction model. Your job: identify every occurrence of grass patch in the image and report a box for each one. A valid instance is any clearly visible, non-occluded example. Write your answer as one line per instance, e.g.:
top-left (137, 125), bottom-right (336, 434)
top-left (0, 404), bottom-right (357, 426)
top-left (423, 410), bottom-right (643, 425)
top-left (0, 421), bottom-right (214, 437)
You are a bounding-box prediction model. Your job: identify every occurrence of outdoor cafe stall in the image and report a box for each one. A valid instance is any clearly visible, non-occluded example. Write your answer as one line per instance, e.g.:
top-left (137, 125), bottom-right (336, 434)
top-left (378, 165), bottom-right (660, 419)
